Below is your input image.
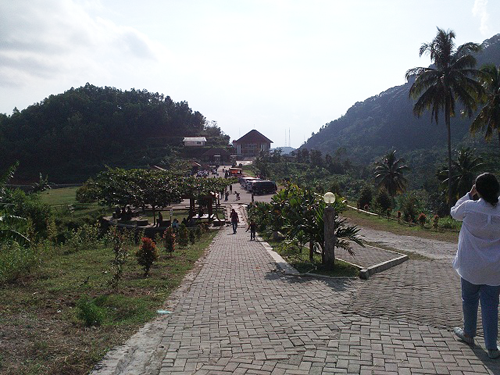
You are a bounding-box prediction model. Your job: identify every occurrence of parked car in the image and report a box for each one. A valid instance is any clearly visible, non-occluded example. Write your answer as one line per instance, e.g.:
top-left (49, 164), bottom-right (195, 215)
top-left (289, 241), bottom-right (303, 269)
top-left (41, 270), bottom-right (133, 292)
top-left (251, 180), bottom-right (277, 195)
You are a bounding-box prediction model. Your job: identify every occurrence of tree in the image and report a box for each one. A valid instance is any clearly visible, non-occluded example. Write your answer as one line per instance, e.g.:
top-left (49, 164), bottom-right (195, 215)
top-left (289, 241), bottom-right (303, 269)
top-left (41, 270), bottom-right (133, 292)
top-left (374, 150), bottom-right (409, 202)
top-left (470, 64), bottom-right (500, 149)
top-left (437, 147), bottom-right (484, 202)
top-left (405, 28), bottom-right (483, 207)
top-left (254, 183), bottom-right (362, 264)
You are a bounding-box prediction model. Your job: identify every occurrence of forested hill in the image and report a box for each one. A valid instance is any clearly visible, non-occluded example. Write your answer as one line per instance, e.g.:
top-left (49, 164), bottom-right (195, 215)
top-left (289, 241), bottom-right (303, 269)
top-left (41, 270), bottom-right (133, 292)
top-left (0, 84), bottom-right (228, 182)
top-left (304, 33), bottom-right (500, 163)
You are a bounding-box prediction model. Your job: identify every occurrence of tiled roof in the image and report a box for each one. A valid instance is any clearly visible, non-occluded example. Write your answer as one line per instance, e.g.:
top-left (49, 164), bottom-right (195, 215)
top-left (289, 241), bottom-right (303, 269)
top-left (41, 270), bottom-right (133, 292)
top-left (233, 130), bottom-right (273, 144)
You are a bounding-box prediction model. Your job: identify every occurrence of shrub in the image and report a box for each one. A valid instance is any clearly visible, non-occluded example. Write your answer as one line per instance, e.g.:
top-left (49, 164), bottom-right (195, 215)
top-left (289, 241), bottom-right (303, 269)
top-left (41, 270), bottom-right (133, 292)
top-left (178, 224), bottom-right (189, 247)
top-left (65, 223), bottom-right (102, 254)
top-left (163, 227), bottom-right (175, 253)
top-left (135, 237), bottom-right (158, 276)
top-left (418, 213), bottom-right (427, 227)
top-left (433, 215), bottom-right (439, 230)
top-left (357, 185), bottom-right (373, 210)
top-left (76, 295), bottom-right (106, 327)
top-left (6, 189), bottom-right (53, 240)
top-left (375, 189), bottom-right (392, 213)
top-left (0, 241), bottom-right (39, 283)
top-left (189, 229), bottom-right (196, 244)
top-left (399, 193), bottom-right (421, 223)
top-left (108, 228), bottom-right (127, 289)
top-left (195, 225), bottom-right (202, 240)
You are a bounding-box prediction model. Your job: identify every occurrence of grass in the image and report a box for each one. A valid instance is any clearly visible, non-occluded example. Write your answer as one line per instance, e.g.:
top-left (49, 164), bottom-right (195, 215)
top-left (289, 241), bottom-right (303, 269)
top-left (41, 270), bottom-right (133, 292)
top-left (40, 187), bottom-right (80, 206)
top-left (263, 236), bottom-right (359, 277)
top-left (0, 229), bottom-right (217, 375)
top-left (343, 207), bottom-right (459, 244)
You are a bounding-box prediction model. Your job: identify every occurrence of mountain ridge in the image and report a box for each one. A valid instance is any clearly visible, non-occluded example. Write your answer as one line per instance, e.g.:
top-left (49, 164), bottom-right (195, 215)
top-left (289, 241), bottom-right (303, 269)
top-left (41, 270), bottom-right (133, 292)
top-left (303, 33), bottom-right (500, 163)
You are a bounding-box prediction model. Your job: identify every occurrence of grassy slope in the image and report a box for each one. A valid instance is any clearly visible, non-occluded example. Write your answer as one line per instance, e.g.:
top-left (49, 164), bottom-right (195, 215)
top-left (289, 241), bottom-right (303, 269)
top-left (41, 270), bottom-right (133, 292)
top-left (343, 208), bottom-right (459, 244)
top-left (0, 188), bottom-right (219, 374)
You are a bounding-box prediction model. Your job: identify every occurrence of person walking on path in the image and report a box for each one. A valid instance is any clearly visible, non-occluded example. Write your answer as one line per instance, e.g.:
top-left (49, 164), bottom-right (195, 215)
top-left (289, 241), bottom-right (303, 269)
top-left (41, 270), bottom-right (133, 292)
top-left (230, 209), bottom-right (239, 234)
top-left (246, 220), bottom-right (257, 240)
top-left (451, 172), bottom-right (500, 359)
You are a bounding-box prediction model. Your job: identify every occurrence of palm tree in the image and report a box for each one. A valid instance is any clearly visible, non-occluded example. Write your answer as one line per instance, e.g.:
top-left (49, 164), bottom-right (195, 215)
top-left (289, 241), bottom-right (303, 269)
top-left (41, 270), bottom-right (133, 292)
top-left (405, 28), bottom-right (483, 207)
top-left (374, 150), bottom-right (409, 202)
top-left (470, 64), bottom-right (500, 149)
top-left (437, 147), bottom-right (484, 202)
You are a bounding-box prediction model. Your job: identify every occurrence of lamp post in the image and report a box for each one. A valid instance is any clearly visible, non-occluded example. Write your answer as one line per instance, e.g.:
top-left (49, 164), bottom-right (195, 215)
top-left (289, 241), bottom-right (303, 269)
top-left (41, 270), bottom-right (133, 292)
top-left (323, 192), bottom-right (336, 269)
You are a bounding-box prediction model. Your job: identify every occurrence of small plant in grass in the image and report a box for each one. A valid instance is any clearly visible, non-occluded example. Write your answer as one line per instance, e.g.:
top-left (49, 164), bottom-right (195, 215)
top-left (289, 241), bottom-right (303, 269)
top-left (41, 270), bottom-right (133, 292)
top-left (189, 228), bottom-right (196, 244)
top-left (418, 213), bottom-right (427, 227)
top-left (195, 225), bottom-right (202, 240)
top-left (178, 223), bottom-right (189, 247)
top-left (109, 228), bottom-right (127, 289)
top-left (433, 214), bottom-right (439, 230)
top-left (154, 232), bottom-right (163, 249)
top-left (163, 227), bottom-right (175, 254)
top-left (135, 237), bottom-right (159, 277)
top-left (397, 210), bottom-right (402, 223)
top-left (76, 295), bottom-right (106, 327)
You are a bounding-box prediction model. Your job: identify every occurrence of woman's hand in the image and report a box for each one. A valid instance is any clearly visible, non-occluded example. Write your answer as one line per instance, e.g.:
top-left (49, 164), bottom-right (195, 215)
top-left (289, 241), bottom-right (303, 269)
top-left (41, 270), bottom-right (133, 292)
top-left (470, 184), bottom-right (477, 197)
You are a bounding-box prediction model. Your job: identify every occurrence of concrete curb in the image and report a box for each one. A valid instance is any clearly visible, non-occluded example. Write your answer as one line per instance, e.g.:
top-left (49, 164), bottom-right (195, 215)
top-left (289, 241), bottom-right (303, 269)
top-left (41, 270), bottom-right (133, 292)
top-left (257, 236), bottom-right (301, 276)
top-left (358, 254), bottom-right (409, 280)
top-left (257, 234), bottom-right (408, 280)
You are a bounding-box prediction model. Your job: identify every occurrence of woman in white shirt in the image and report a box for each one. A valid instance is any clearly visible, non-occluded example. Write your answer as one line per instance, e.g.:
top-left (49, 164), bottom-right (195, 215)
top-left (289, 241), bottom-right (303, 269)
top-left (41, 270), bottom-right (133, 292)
top-left (451, 172), bottom-right (500, 359)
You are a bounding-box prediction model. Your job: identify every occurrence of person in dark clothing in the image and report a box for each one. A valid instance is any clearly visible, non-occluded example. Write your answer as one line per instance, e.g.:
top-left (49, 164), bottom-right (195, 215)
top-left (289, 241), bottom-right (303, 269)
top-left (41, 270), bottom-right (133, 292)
top-left (246, 220), bottom-right (257, 240)
top-left (230, 209), bottom-right (239, 234)
top-left (157, 211), bottom-right (163, 227)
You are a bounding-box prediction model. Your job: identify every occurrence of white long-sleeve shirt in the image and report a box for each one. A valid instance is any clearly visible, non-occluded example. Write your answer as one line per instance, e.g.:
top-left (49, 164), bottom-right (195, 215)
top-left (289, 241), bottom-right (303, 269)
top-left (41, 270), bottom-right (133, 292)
top-left (451, 193), bottom-right (500, 286)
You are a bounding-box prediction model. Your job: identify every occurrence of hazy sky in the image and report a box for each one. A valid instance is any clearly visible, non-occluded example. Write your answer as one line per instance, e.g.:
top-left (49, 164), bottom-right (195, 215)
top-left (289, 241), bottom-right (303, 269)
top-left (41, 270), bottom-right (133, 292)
top-left (1, 0), bottom-right (499, 148)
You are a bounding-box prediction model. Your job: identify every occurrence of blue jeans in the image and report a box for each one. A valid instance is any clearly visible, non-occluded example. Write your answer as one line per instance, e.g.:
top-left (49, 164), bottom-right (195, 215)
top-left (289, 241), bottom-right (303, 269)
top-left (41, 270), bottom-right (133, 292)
top-left (231, 222), bottom-right (237, 233)
top-left (461, 278), bottom-right (500, 350)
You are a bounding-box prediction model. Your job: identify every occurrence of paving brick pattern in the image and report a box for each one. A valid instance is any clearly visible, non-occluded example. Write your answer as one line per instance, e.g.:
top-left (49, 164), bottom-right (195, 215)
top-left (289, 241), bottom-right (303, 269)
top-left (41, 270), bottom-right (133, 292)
top-left (93, 205), bottom-right (500, 374)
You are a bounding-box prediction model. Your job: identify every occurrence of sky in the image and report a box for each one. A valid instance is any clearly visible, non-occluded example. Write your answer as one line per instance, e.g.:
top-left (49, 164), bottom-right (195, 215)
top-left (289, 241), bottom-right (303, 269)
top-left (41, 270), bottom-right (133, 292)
top-left (1, 0), bottom-right (499, 148)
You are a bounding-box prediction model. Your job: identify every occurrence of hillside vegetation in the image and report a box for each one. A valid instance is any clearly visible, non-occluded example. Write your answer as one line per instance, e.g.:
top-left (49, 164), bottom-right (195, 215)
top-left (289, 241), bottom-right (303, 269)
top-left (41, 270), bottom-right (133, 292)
top-left (0, 84), bottom-right (229, 182)
top-left (304, 34), bottom-right (500, 163)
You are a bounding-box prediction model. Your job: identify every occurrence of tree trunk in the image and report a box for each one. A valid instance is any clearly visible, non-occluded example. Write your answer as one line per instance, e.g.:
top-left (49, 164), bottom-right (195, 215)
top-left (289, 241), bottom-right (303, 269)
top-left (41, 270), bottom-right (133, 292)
top-left (309, 241), bottom-right (314, 262)
top-left (446, 107), bottom-right (453, 210)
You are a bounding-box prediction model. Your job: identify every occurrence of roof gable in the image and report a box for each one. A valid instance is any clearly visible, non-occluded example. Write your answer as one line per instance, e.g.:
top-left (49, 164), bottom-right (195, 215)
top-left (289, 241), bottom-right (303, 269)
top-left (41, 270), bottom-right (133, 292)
top-left (233, 129), bottom-right (273, 144)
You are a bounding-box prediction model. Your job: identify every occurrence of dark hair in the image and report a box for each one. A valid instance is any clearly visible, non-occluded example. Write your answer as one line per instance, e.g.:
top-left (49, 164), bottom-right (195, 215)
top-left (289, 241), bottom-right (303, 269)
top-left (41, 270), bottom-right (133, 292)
top-left (475, 173), bottom-right (499, 206)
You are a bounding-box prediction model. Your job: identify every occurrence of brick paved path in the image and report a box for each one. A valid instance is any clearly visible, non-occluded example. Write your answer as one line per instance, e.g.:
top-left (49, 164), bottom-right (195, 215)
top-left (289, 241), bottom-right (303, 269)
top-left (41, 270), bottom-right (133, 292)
top-left (93, 205), bottom-right (500, 374)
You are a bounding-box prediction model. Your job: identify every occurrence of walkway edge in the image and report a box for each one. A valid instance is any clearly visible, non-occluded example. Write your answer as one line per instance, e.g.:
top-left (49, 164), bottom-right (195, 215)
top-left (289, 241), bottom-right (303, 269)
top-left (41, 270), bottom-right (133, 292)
top-left (257, 236), bottom-right (300, 275)
top-left (358, 254), bottom-right (409, 279)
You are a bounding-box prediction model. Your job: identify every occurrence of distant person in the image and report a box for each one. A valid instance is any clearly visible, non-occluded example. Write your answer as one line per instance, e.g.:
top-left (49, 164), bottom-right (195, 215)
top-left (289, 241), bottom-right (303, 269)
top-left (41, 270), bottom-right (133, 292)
top-left (156, 211), bottom-right (163, 227)
top-left (451, 173), bottom-right (500, 359)
top-left (246, 220), bottom-right (257, 240)
top-left (172, 218), bottom-right (179, 231)
top-left (225, 191), bottom-right (229, 201)
top-left (230, 209), bottom-right (239, 234)
top-left (229, 184), bottom-right (232, 192)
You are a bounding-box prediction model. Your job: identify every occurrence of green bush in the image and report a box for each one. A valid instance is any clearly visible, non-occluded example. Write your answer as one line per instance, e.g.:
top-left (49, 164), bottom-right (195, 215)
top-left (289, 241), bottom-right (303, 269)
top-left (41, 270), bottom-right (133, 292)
top-left (65, 223), bottom-right (102, 254)
top-left (76, 295), bottom-right (106, 327)
top-left (357, 185), bottom-right (373, 210)
top-left (374, 189), bottom-right (392, 213)
top-left (163, 227), bottom-right (175, 253)
top-left (0, 241), bottom-right (39, 283)
top-left (5, 189), bottom-right (52, 240)
top-left (189, 229), bottom-right (196, 244)
top-left (178, 224), bottom-right (189, 247)
top-left (135, 237), bottom-right (158, 276)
